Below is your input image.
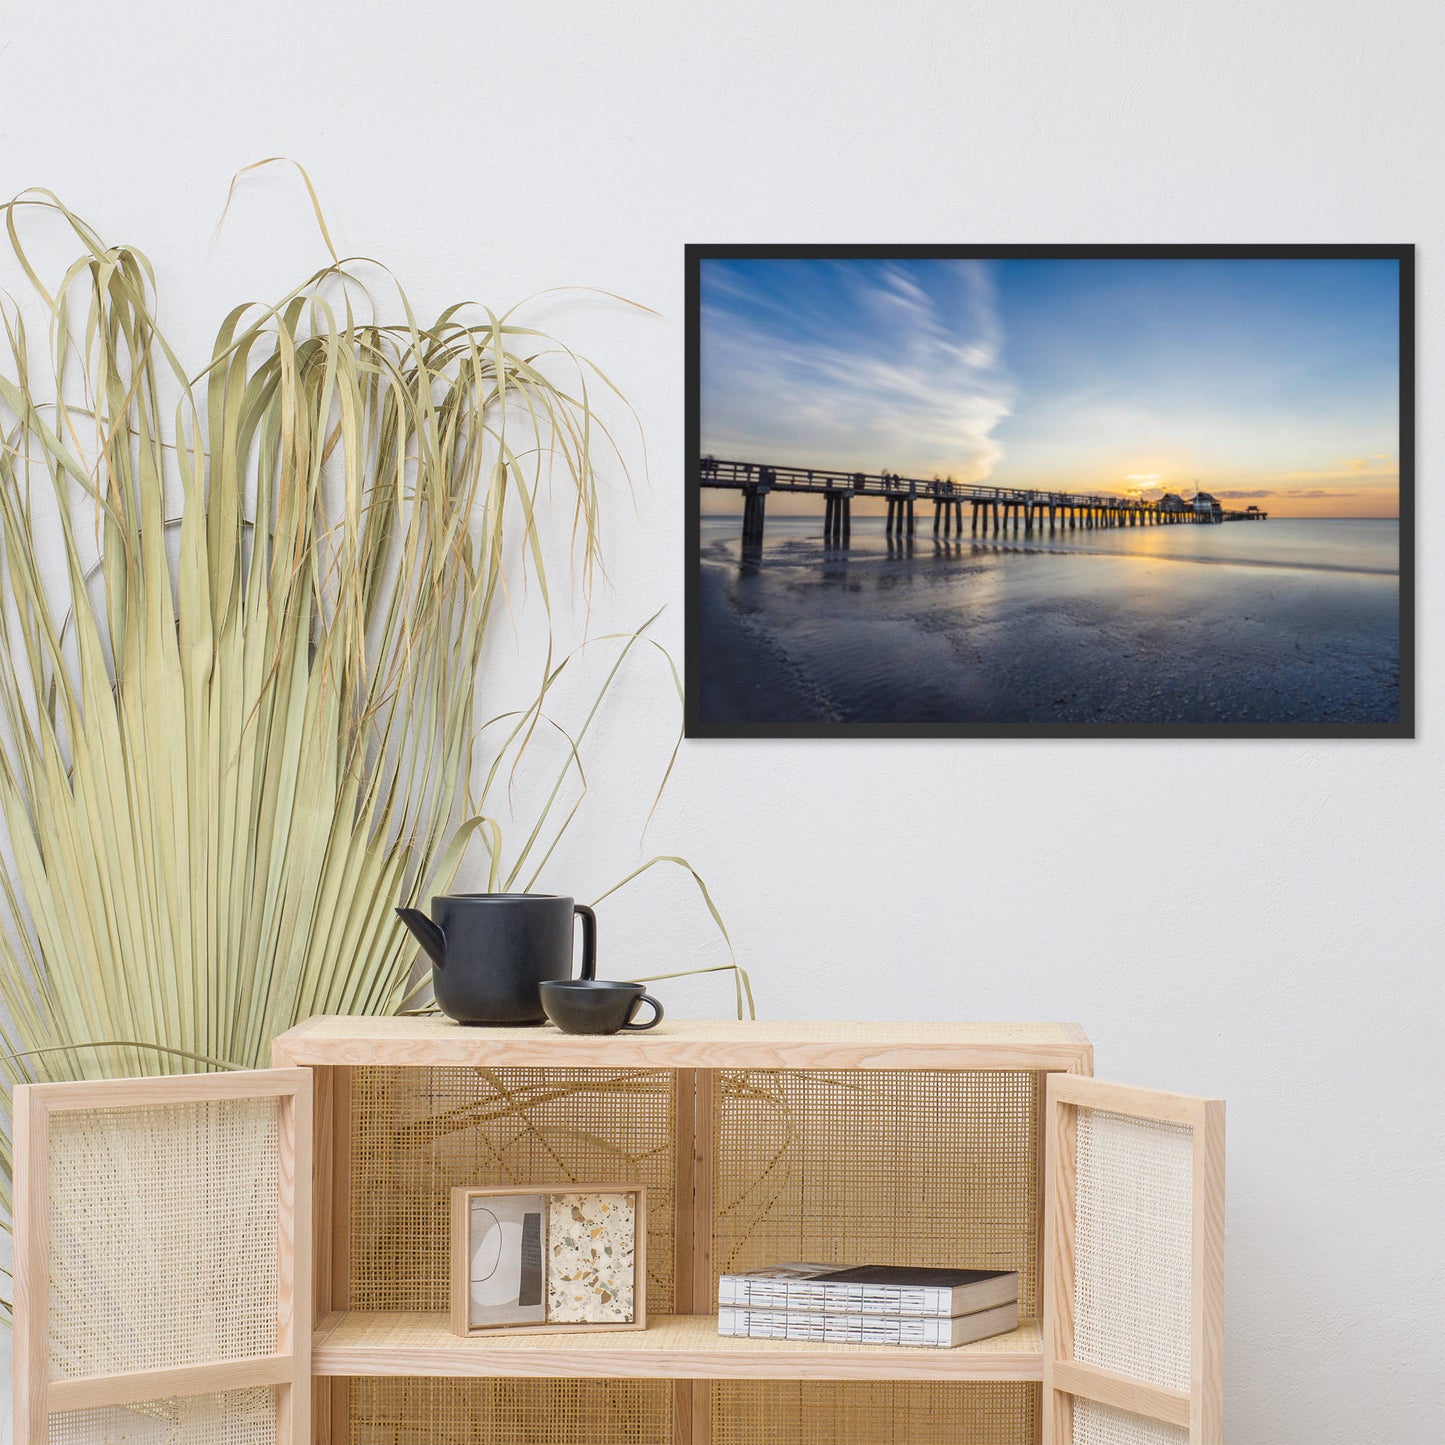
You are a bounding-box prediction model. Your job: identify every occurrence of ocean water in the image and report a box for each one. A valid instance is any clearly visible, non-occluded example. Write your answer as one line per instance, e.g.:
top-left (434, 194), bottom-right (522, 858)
top-left (697, 515), bottom-right (1402, 727)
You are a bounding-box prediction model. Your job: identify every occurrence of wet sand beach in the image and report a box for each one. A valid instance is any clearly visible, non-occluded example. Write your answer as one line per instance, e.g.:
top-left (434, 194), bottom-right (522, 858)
top-left (697, 517), bottom-right (1401, 728)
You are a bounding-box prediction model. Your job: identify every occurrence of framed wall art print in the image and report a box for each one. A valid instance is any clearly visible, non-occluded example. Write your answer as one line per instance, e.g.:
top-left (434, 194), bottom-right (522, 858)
top-left (685, 244), bottom-right (1414, 739)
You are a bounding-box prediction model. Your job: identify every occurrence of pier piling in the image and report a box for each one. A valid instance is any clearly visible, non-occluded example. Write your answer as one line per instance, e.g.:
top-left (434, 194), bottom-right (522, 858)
top-left (742, 487), bottom-right (767, 546)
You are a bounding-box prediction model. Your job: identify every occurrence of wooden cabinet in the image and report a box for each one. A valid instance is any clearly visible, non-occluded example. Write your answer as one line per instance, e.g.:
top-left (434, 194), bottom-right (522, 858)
top-left (11, 1019), bottom-right (1223, 1445)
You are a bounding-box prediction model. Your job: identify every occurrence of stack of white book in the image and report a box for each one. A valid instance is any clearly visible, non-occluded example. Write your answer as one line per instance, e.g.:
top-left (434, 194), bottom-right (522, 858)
top-left (716, 1262), bottom-right (1019, 1349)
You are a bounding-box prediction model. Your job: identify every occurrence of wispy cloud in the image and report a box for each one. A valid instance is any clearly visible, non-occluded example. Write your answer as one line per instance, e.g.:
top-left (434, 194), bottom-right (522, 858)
top-left (1269, 461), bottom-right (1397, 484)
top-left (700, 260), bottom-right (1012, 481)
top-left (1215, 487), bottom-right (1372, 500)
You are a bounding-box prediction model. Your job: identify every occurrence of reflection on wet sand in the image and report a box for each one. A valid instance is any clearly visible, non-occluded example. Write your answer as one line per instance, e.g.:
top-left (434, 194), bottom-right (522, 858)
top-left (698, 517), bottom-right (1400, 727)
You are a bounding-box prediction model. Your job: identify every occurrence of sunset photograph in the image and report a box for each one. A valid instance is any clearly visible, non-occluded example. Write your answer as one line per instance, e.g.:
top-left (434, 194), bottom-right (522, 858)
top-left (686, 247), bottom-right (1412, 736)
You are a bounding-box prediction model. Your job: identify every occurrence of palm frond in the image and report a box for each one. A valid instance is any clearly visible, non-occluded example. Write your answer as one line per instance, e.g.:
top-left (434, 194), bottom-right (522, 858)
top-left (0, 188), bottom-right (749, 1327)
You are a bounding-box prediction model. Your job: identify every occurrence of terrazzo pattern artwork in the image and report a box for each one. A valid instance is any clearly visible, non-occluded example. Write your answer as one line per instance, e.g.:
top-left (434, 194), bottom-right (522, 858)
top-left (546, 1192), bottom-right (637, 1324)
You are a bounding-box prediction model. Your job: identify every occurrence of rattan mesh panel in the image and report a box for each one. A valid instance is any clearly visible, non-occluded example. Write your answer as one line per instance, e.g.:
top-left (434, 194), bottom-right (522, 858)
top-left (1072, 1399), bottom-right (1189, 1445)
top-left (1074, 1107), bottom-right (1192, 1391)
top-left (47, 1099), bottom-right (280, 1377)
top-left (47, 1388), bottom-right (277, 1444)
top-left (713, 1381), bottom-right (1039, 1445)
top-left (349, 1067), bottom-right (675, 1313)
top-left (347, 1377), bottom-right (673, 1445)
top-left (712, 1070), bottom-right (1041, 1316)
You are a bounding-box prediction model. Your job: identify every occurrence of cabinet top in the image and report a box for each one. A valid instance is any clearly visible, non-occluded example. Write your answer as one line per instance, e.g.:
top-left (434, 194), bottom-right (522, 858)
top-left (271, 1016), bottom-right (1092, 1071)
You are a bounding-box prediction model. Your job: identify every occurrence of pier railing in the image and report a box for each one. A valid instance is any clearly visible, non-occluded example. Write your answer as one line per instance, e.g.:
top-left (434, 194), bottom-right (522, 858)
top-left (699, 456), bottom-right (1267, 545)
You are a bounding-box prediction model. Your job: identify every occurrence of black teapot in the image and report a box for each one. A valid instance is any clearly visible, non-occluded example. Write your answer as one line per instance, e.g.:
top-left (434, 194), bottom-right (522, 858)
top-left (396, 893), bottom-right (597, 1025)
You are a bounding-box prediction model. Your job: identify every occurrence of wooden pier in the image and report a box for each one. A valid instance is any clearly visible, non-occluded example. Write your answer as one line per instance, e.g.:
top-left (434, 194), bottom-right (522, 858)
top-left (701, 457), bottom-right (1267, 547)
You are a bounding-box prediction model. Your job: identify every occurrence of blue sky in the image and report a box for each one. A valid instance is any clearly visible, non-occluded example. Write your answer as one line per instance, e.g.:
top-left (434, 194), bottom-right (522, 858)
top-left (699, 256), bottom-right (1400, 516)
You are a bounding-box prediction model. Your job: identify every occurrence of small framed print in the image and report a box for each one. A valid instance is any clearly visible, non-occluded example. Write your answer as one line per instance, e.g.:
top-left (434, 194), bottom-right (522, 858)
top-left (450, 1184), bottom-right (647, 1336)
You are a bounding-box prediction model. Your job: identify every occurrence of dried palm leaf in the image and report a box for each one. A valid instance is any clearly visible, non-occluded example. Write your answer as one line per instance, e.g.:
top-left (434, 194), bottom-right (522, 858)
top-left (0, 183), bottom-right (746, 1321)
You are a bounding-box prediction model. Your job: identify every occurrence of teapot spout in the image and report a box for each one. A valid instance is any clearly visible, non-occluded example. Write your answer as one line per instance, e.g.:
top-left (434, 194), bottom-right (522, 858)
top-left (396, 907), bottom-right (447, 969)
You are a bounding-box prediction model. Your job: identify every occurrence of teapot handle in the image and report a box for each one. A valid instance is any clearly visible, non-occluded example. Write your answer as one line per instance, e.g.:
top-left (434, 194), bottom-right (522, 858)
top-left (573, 903), bottom-right (597, 980)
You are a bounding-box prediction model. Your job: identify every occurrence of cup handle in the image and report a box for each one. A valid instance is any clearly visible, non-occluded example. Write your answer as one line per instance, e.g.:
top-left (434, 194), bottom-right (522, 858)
top-left (573, 903), bottom-right (597, 980)
top-left (622, 993), bottom-right (664, 1031)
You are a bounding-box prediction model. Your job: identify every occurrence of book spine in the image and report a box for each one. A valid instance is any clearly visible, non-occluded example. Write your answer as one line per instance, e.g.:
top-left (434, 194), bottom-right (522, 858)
top-left (717, 1307), bottom-right (955, 1347)
top-left (716, 1278), bottom-right (953, 1316)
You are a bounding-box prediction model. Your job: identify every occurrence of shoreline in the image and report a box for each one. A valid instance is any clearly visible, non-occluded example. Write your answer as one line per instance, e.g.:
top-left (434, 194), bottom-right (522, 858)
top-left (698, 564), bottom-right (834, 724)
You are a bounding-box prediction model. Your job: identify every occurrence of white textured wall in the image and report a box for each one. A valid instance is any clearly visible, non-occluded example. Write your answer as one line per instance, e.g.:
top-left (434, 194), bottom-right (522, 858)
top-left (2, 1), bottom-right (1442, 1440)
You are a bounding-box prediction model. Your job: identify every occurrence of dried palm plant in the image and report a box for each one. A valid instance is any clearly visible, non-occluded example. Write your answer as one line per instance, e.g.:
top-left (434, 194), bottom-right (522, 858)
top-left (0, 182), bottom-right (745, 1321)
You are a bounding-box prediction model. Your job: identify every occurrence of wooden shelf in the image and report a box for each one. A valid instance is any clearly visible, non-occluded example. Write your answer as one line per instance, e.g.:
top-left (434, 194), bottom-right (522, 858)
top-left (311, 1311), bottom-right (1043, 1382)
top-left (274, 1015), bottom-right (1092, 1072)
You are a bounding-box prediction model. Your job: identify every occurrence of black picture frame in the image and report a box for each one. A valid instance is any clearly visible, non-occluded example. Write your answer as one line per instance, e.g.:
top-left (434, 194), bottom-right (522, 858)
top-left (684, 243), bottom-right (1414, 740)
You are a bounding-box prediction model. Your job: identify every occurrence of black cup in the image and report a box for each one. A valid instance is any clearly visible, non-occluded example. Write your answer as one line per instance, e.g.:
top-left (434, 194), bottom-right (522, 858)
top-left (539, 980), bottom-right (664, 1035)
